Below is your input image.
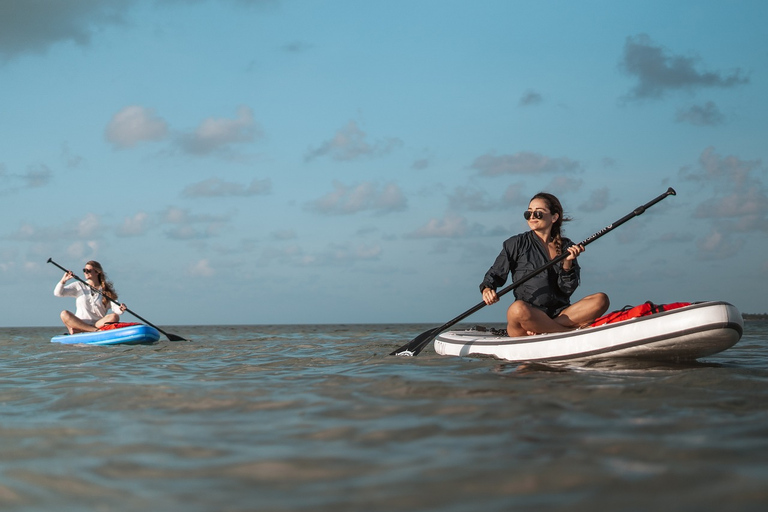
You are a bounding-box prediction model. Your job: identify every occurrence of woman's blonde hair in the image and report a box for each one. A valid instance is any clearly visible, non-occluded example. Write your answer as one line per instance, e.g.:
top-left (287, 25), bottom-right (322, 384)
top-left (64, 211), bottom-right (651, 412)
top-left (86, 260), bottom-right (117, 308)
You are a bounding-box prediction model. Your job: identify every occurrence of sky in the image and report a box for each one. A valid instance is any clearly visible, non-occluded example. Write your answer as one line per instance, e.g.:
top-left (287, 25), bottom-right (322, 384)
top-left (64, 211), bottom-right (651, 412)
top-left (1, 0), bottom-right (767, 327)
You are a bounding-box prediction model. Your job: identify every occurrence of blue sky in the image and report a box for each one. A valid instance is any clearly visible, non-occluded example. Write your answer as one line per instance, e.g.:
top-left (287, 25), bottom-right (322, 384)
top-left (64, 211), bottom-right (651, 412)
top-left (2, 0), bottom-right (767, 327)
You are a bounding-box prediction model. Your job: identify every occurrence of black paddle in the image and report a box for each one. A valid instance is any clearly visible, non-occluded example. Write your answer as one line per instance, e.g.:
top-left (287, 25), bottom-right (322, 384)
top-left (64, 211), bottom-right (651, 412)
top-left (47, 258), bottom-right (187, 341)
top-left (390, 187), bottom-right (677, 356)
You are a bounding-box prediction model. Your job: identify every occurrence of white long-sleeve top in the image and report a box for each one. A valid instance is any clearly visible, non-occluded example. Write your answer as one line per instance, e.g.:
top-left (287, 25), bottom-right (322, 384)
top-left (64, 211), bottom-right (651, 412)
top-left (54, 281), bottom-right (124, 323)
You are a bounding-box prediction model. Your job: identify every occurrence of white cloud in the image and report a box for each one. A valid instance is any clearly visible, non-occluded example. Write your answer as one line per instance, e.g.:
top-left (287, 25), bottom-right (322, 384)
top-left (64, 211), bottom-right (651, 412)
top-left (258, 244), bottom-right (306, 266)
top-left (7, 223), bottom-right (37, 241)
top-left (683, 146), bottom-right (759, 186)
top-left (0, 164), bottom-right (53, 195)
top-left (257, 241), bottom-right (381, 267)
top-left (621, 34), bottom-right (748, 100)
top-left (448, 187), bottom-right (495, 212)
top-left (470, 151), bottom-right (580, 176)
top-left (160, 206), bottom-right (232, 240)
top-left (680, 147), bottom-right (768, 257)
top-left (304, 121), bottom-right (402, 162)
top-left (61, 143), bottom-right (85, 169)
top-left (7, 214), bottom-right (102, 242)
top-left (405, 213), bottom-right (469, 239)
top-left (578, 187), bottom-right (611, 213)
top-left (501, 183), bottom-right (527, 207)
top-left (182, 177), bottom-right (272, 198)
top-left (177, 105), bottom-right (262, 156)
top-left (694, 189), bottom-right (766, 219)
top-left (544, 176), bottom-right (584, 196)
top-left (76, 213), bottom-right (101, 238)
top-left (66, 240), bottom-right (100, 261)
top-left (519, 90), bottom-right (543, 106)
top-left (675, 101), bottom-right (725, 126)
top-left (20, 165), bottom-right (53, 188)
top-left (281, 41), bottom-right (312, 53)
top-left (307, 181), bottom-right (407, 215)
top-left (117, 212), bottom-right (152, 237)
top-left (105, 105), bottom-right (169, 149)
top-left (310, 243), bottom-right (382, 266)
top-left (0, 0), bottom-right (131, 60)
top-left (682, 148), bottom-right (765, 219)
top-left (696, 229), bottom-right (745, 260)
top-left (188, 259), bottom-right (215, 277)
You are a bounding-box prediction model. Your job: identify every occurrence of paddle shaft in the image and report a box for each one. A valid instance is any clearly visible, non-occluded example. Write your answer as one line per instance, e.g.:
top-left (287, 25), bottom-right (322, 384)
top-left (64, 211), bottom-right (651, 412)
top-left (47, 258), bottom-right (186, 341)
top-left (390, 187), bottom-right (676, 356)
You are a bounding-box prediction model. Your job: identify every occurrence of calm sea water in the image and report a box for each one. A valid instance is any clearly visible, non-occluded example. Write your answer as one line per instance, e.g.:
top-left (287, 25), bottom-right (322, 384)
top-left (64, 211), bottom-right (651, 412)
top-left (1, 321), bottom-right (767, 511)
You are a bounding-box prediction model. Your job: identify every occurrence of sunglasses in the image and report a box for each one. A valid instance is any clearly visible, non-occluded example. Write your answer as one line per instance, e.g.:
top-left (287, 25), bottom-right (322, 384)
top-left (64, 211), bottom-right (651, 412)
top-left (83, 268), bottom-right (95, 274)
top-left (523, 210), bottom-right (548, 220)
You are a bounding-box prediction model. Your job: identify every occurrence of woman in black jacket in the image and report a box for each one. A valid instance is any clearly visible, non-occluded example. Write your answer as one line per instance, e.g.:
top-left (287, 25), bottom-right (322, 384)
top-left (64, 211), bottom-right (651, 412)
top-left (480, 192), bottom-right (609, 337)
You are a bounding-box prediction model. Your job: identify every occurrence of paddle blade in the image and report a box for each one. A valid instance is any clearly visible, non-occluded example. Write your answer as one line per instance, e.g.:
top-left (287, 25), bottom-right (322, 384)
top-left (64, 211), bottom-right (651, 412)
top-left (390, 327), bottom-right (440, 356)
top-left (164, 332), bottom-right (187, 342)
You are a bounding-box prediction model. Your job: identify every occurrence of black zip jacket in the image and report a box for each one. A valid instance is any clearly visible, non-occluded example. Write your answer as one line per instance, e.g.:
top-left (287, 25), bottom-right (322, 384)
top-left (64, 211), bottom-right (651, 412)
top-left (479, 230), bottom-right (580, 315)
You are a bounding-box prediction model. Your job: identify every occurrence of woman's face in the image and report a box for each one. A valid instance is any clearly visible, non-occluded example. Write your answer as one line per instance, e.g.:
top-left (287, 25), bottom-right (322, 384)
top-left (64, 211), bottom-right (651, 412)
top-left (526, 198), bottom-right (559, 229)
top-left (83, 264), bottom-right (100, 281)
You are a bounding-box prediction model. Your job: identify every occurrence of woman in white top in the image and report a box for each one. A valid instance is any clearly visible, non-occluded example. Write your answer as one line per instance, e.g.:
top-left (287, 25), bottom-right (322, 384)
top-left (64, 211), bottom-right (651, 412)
top-left (54, 260), bottom-right (126, 334)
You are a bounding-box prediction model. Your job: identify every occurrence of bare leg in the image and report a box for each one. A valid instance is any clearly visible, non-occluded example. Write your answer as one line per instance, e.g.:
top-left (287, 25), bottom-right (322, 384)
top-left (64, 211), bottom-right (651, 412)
top-left (506, 293), bottom-right (610, 337)
top-left (506, 301), bottom-right (574, 337)
top-left (95, 314), bottom-right (120, 328)
top-left (553, 293), bottom-right (610, 329)
top-left (60, 310), bottom-right (98, 334)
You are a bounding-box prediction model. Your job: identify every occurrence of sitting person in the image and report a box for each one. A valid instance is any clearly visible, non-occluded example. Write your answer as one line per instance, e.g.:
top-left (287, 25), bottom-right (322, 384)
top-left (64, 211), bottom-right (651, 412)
top-left (54, 260), bottom-right (126, 334)
top-left (480, 192), bottom-right (610, 336)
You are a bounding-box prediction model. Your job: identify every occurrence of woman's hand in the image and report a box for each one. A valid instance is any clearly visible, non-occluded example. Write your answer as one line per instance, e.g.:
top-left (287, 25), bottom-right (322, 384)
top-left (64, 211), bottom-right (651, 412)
top-left (482, 288), bottom-right (499, 305)
top-left (563, 244), bottom-right (584, 270)
top-left (119, 303), bottom-right (127, 313)
top-left (61, 271), bottom-right (74, 284)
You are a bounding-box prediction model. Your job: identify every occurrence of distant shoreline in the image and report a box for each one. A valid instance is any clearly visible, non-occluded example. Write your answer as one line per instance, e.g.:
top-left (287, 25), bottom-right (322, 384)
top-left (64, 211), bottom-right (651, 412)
top-left (743, 314), bottom-right (768, 321)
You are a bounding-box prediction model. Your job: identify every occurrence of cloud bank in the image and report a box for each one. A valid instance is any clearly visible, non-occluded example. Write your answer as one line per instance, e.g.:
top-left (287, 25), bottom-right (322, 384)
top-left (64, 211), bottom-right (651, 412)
top-left (675, 101), bottom-right (725, 126)
top-left (0, 0), bottom-right (132, 60)
top-left (307, 181), bottom-right (407, 215)
top-left (621, 34), bottom-right (749, 100)
top-left (681, 147), bottom-right (767, 259)
top-left (470, 151), bottom-right (580, 176)
top-left (183, 177), bottom-right (272, 198)
top-left (305, 121), bottom-right (402, 162)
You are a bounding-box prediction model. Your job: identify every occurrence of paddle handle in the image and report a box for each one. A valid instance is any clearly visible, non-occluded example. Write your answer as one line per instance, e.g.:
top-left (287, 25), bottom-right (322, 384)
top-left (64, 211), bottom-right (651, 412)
top-left (431, 187), bottom-right (677, 333)
top-left (47, 258), bottom-right (185, 341)
top-left (578, 187), bottom-right (676, 247)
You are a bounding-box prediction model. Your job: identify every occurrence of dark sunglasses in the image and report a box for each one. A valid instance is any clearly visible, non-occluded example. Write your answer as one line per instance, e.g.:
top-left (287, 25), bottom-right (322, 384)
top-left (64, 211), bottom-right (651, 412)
top-left (523, 210), bottom-right (548, 220)
top-left (83, 268), bottom-right (95, 274)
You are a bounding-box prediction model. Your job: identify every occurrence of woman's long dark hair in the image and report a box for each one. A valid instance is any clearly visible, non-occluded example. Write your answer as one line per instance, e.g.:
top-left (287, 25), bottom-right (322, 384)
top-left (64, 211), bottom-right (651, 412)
top-left (530, 192), bottom-right (572, 255)
top-left (86, 260), bottom-right (118, 308)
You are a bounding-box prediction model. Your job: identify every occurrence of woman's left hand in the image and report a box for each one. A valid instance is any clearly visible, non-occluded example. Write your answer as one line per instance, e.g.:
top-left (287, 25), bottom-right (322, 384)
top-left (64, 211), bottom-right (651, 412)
top-left (566, 244), bottom-right (584, 260)
top-left (119, 303), bottom-right (127, 312)
top-left (563, 244), bottom-right (584, 270)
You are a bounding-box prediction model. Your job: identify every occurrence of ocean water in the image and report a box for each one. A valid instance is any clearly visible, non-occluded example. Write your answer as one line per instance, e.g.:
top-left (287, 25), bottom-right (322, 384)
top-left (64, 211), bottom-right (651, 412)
top-left (1, 321), bottom-right (767, 512)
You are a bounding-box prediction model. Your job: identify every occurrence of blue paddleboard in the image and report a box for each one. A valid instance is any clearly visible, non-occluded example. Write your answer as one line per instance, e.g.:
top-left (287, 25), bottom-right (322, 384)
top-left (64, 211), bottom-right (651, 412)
top-left (51, 324), bottom-right (161, 346)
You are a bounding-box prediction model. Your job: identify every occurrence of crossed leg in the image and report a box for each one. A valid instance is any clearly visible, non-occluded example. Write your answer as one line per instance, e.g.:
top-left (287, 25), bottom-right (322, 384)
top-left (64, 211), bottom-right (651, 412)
top-left (506, 293), bottom-right (610, 337)
top-left (60, 311), bottom-right (121, 334)
top-left (60, 310), bottom-right (96, 334)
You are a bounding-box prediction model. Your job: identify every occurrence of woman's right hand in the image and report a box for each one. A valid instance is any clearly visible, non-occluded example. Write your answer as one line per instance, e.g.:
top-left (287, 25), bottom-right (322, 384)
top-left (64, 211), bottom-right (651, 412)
top-left (61, 271), bottom-right (73, 284)
top-left (482, 288), bottom-right (499, 305)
